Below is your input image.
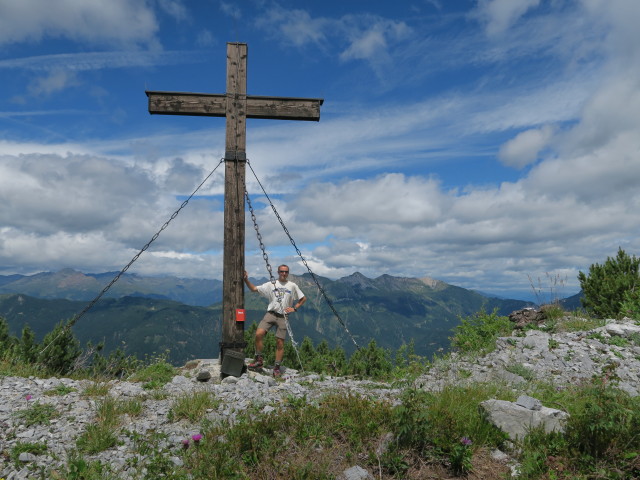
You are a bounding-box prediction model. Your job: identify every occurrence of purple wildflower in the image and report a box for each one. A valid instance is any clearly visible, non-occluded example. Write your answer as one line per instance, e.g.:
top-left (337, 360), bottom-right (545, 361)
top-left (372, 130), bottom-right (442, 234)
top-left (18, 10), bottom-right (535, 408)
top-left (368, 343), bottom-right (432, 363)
top-left (181, 438), bottom-right (190, 449)
top-left (192, 434), bottom-right (203, 443)
top-left (25, 394), bottom-right (32, 401)
top-left (460, 436), bottom-right (472, 446)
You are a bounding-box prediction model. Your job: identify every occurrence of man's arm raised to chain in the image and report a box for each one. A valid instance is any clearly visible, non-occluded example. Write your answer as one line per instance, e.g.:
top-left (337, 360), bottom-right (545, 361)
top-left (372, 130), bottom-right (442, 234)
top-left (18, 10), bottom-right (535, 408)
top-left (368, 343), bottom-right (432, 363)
top-left (243, 271), bottom-right (258, 292)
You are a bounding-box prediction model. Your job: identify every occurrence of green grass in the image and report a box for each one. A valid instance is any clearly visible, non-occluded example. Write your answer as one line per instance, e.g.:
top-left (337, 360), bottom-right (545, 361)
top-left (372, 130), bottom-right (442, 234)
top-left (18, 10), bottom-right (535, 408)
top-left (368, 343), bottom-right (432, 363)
top-left (76, 397), bottom-right (122, 454)
top-left (184, 393), bottom-right (393, 478)
top-left (0, 356), bottom-right (45, 377)
top-left (76, 423), bottom-right (119, 454)
top-left (44, 383), bottom-right (77, 396)
top-left (82, 382), bottom-right (111, 397)
top-left (50, 452), bottom-right (119, 480)
top-left (172, 385), bottom-right (511, 479)
top-left (606, 335), bottom-right (630, 347)
top-left (10, 441), bottom-right (49, 464)
top-left (554, 314), bottom-right (605, 332)
top-left (115, 397), bottom-right (144, 417)
top-left (450, 309), bottom-right (513, 355)
top-left (516, 377), bottom-right (640, 479)
top-left (539, 303), bottom-right (566, 323)
top-left (168, 390), bottom-right (221, 422)
top-left (13, 401), bottom-right (59, 426)
top-left (505, 363), bottom-right (537, 381)
top-left (128, 360), bottom-right (177, 389)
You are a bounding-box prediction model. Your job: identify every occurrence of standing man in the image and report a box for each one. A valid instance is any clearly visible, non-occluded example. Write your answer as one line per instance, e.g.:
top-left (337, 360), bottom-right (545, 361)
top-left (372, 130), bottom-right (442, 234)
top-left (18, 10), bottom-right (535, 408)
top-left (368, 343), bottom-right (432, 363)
top-left (243, 265), bottom-right (306, 377)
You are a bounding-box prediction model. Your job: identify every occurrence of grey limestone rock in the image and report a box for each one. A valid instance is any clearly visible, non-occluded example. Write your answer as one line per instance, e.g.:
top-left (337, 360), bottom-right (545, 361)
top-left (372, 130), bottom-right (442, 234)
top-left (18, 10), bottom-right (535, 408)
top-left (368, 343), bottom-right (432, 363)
top-left (516, 395), bottom-right (542, 411)
top-left (18, 452), bottom-right (38, 463)
top-left (337, 465), bottom-right (374, 480)
top-left (479, 398), bottom-right (569, 441)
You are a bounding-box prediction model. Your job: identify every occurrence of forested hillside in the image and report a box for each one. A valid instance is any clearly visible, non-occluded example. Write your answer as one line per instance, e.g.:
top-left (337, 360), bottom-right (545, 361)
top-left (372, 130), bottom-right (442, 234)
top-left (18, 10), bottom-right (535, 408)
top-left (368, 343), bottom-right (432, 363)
top-left (0, 271), bottom-right (530, 364)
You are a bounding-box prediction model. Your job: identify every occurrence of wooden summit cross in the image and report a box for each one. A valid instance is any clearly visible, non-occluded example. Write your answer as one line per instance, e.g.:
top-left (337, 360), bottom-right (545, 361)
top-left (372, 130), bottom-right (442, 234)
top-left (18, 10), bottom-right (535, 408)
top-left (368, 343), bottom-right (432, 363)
top-left (145, 42), bottom-right (323, 366)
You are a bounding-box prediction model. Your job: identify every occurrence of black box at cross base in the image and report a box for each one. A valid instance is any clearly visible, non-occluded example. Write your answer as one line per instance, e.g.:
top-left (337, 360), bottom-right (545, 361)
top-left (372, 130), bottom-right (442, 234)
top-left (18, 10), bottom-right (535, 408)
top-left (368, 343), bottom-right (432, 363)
top-left (221, 349), bottom-right (245, 377)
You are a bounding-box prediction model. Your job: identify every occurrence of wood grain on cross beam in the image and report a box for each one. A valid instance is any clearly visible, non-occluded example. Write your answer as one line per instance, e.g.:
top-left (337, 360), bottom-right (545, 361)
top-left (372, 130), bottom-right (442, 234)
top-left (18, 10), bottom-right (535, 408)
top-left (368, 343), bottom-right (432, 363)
top-left (146, 91), bottom-right (323, 121)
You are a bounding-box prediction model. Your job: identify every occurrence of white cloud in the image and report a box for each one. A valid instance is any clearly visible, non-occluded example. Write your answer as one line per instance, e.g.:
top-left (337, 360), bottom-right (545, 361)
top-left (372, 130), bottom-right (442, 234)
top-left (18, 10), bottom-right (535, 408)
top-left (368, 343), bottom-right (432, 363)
top-left (475, 0), bottom-right (541, 36)
top-left (560, 71), bottom-right (640, 158)
top-left (468, 72), bottom-right (598, 134)
top-left (157, 0), bottom-right (188, 22)
top-left (256, 5), bottom-right (328, 48)
top-left (0, 0), bottom-right (160, 48)
top-left (0, 51), bottom-right (204, 72)
top-left (27, 69), bottom-right (80, 97)
top-left (254, 5), bottom-right (411, 84)
top-left (0, 153), bottom-right (155, 235)
top-left (340, 29), bottom-right (387, 62)
top-left (196, 30), bottom-right (215, 47)
top-left (220, 1), bottom-right (242, 20)
top-left (296, 174), bottom-right (446, 227)
top-left (0, 228), bottom-right (132, 273)
top-left (498, 125), bottom-right (554, 168)
top-left (0, 149), bottom-right (228, 276)
top-left (582, 0), bottom-right (640, 65)
top-left (339, 17), bottom-right (410, 63)
top-left (424, 0), bottom-right (443, 11)
top-left (0, 139), bottom-right (94, 156)
top-left (283, 160), bottom-right (637, 295)
top-left (525, 130), bottom-right (640, 205)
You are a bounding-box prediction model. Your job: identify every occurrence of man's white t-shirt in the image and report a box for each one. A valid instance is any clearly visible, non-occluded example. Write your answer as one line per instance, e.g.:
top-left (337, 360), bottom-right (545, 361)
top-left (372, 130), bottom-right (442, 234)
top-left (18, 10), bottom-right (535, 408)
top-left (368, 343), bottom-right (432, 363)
top-left (256, 280), bottom-right (305, 314)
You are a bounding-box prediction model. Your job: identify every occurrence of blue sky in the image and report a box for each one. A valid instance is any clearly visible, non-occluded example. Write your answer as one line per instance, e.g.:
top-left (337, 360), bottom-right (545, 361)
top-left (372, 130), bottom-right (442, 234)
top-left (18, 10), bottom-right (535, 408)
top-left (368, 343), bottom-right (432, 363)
top-left (1, 0), bottom-right (639, 301)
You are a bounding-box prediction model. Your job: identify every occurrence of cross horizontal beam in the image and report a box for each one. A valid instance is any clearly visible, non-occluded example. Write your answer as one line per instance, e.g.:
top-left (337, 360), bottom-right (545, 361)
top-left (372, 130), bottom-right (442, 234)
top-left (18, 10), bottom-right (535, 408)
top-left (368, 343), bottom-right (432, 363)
top-left (146, 91), bottom-right (323, 121)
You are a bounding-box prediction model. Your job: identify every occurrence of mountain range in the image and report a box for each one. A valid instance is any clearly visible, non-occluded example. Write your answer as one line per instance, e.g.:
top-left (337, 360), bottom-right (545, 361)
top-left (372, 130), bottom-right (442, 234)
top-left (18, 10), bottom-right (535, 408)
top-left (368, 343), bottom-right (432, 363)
top-left (0, 269), bottom-right (538, 365)
top-left (0, 268), bottom-right (223, 306)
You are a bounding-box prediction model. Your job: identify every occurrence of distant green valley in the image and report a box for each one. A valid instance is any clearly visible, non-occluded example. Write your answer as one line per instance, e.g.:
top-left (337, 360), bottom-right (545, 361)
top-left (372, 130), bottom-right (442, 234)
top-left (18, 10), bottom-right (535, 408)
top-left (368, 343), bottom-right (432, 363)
top-left (0, 270), bottom-right (533, 365)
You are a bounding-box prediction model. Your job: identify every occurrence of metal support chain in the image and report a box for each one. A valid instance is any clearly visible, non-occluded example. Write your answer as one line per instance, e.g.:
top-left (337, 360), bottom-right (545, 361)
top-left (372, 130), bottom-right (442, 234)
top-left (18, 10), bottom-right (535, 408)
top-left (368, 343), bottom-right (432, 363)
top-left (283, 315), bottom-right (304, 373)
top-left (246, 160), bottom-right (360, 350)
top-left (39, 159), bottom-right (225, 357)
top-left (245, 189), bottom-right (275, 284)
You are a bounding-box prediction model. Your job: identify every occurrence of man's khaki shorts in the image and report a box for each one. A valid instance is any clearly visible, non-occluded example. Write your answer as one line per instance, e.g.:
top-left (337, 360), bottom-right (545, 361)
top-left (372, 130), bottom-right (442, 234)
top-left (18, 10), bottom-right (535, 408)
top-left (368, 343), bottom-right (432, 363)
top-left (258, 311), bottom-right (287, 339)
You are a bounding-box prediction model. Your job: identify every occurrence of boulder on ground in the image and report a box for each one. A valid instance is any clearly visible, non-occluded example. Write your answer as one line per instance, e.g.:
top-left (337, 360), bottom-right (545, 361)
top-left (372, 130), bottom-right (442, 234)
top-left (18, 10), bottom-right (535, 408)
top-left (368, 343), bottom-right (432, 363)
top-left (479, 397), bottom-right (569, 441)
top-left (509, 308), bottom-right (545, 329)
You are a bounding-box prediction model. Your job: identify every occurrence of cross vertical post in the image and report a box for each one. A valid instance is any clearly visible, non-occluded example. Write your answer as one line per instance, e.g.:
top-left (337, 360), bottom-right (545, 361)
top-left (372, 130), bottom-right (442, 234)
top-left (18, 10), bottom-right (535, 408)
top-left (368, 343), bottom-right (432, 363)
top-left (221, 43), bottom-right (247, 362)
top-left (146, 42), bottom-right (323, 372)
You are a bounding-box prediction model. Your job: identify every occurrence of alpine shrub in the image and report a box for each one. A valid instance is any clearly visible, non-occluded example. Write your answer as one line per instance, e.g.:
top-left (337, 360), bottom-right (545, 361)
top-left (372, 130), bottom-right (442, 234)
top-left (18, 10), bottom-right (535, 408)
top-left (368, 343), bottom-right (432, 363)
top-left (346, 339), bottom-right (392, 378)
top-left (578, 248), bottom-right (640, 319)
top-left (565, 377), bottom-right (640, 465)
top-left (450, 308), bottom-right (512, 354)
top-left (19, 325), bottom-right (39, 364)
top-left (0, 316), bottom-right (13, 351)
top-left (37, 320), bottom-right (82, 374)
top-left (620, 287), bottom-right (640, 320)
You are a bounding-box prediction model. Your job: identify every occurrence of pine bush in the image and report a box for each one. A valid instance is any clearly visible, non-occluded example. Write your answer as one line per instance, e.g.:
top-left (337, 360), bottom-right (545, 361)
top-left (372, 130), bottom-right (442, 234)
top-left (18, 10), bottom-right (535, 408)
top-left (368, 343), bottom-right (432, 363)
top-left (620, 287), bottom-right (640, 320)
top-left (36, 320), bottom-right (82, 374)
top-left (19, 325), bottom-right (38, 363)
top-left (578, 248), bottom-right (640, 319)
top-left (0, 316), bottom-right (14, 352)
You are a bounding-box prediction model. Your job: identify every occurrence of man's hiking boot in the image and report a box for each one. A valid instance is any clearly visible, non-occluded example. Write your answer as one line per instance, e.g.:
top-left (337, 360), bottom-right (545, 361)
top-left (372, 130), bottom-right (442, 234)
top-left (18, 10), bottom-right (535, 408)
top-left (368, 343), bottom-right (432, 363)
top-left (273, 365), bottom-right (282, 378)
top-left (248, 355), bottom-right (263, 370)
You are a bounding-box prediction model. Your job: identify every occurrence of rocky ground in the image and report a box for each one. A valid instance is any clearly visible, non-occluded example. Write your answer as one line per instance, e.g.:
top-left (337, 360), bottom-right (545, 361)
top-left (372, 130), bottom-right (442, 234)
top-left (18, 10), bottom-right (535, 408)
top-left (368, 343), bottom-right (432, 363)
top-left (417, 317), bottom-right (640, 396)
top-left (1, 317), bottom-right (639, 479)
